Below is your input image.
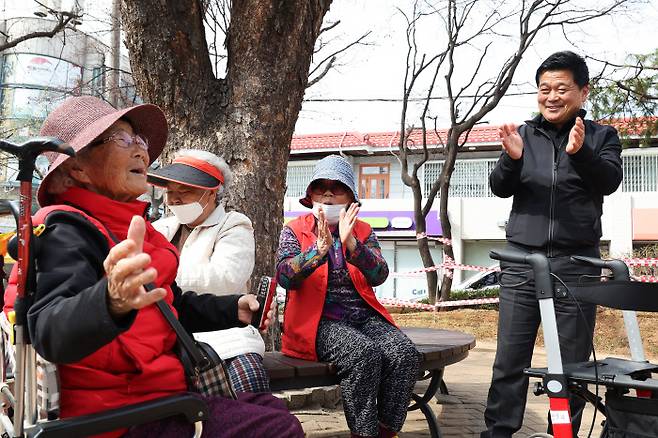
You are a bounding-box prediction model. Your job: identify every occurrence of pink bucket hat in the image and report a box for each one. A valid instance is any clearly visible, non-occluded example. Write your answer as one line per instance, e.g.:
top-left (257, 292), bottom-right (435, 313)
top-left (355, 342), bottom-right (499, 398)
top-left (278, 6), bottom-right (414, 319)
top-left (37, 96), bottom-right (168, 206)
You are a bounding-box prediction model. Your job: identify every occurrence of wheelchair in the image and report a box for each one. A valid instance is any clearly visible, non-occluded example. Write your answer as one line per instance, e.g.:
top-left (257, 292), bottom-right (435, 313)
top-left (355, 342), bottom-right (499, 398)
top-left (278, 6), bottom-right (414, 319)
top-left (491, 249), bottom-right (658, 438)
top-left (0, 310), bottom-right (208, 438)
top-left (0, 137), bottom-right (208, 437)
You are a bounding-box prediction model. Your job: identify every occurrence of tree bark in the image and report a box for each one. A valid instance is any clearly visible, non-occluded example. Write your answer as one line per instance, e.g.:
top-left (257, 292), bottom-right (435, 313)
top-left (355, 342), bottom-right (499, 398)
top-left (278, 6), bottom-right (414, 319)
top-left (121, 0), bottom-right (332, 284)
top-left (412, 187), bottom-right (438, 303)
top-left (438, 144), bottom-right (456, 302)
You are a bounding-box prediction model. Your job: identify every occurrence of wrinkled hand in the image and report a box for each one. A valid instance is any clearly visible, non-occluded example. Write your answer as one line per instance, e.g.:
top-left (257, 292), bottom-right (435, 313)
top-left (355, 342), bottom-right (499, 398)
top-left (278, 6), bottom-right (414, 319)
top-left (339, 203), bottom-right (359, 252)
top-left (316, 208), bottom-right (333, 257)
top-left (104, 216), bottom-right (167, 318)
top-left (566, 117), bottom-right (585, 155)
top-left (498, 123), bottom-right (523, 160)
top-left (237, 294), bottom-right (277, 333)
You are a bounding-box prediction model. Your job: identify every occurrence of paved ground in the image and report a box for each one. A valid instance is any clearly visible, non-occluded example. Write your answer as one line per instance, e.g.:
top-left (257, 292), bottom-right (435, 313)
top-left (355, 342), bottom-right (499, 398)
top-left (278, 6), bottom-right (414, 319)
top-left (293, 341), bottom-right (605, 437)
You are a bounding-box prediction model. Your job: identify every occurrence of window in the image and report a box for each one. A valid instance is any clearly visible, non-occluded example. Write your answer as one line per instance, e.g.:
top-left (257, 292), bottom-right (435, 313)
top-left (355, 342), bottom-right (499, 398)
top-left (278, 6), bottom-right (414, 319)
top-left (359, 164), bottom-right (389, 199)
top-left (423, 159), bottom-right (497, 198)
top-left (285, 164), bottom-right (315, 197)
top-left (91, 67), bottom-right (105, 97)
top-left (622, 153), bottom-right (658, 192)
top-left (421, 151), bottom-right (658, 196)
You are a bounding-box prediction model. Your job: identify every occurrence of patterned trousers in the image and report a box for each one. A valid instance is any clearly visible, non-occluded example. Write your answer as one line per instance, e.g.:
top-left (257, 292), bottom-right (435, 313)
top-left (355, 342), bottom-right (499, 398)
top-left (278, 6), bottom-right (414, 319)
top-left (225, 352), bottom-right (271, 393)
top-left (316, 316), bottom-right (420, 437)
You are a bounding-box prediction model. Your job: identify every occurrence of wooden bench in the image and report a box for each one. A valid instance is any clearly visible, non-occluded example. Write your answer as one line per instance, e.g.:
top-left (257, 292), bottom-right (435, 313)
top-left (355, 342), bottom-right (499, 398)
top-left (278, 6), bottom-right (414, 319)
top-left (263, 327), bottom-right (476, 438)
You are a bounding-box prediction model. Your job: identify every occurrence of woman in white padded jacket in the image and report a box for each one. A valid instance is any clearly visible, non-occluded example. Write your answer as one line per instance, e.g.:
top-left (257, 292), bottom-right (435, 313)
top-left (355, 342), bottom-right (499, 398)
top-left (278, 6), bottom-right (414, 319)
top-left (148, 149), bottom-right (269, 393)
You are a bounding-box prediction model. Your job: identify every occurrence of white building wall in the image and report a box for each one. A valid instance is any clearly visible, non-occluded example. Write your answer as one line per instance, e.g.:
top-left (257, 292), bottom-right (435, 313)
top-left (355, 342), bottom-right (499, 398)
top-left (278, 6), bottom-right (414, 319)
top-left (602, 192), bottom-right (633, 257)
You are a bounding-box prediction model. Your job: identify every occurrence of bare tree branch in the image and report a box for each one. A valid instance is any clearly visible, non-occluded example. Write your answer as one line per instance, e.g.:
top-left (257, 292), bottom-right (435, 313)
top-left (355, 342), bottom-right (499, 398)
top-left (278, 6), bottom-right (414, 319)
top-left (307, 30), bottom-right (371, 80)
top-left (307, 56), bottom-right (335, 88)
top-left (0, 10), bottom-right (82, 53)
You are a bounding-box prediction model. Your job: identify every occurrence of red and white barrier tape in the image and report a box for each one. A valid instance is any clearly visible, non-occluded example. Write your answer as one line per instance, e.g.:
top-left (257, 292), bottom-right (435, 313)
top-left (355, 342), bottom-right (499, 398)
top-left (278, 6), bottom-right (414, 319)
top-left (435, 297), bottom-right (500, 307)
top-left (379, 298), bottom-right (436, 311)
top-left (389, 258), bottom-right (499, 278)
top-left (416, 233), bottom-right (452, 246)
top-left (624, 258), bottom-right (658, 267)
top-left (379, 296), bottom-right (500, 311)
top-left (390, 257), bottom-right (658, 279)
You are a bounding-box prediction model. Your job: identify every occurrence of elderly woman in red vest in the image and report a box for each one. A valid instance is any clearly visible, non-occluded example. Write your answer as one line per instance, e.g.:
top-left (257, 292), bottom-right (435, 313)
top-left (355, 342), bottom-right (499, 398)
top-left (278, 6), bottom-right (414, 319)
top-left (5, 96), bottom-right (303, 438)
top-left (277, 155), bottom-right (420, 438)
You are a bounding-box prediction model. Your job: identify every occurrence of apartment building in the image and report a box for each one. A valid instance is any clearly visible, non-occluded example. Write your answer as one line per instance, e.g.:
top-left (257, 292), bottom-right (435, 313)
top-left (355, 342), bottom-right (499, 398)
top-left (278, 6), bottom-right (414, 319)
top-left (284, 123), bottom-right (658, 301)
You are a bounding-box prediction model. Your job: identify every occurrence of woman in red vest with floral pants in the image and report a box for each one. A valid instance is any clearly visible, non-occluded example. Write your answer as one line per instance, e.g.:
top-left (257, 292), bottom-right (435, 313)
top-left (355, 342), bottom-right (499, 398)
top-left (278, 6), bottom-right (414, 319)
top-left (277, 155), bottom-right (420, 438)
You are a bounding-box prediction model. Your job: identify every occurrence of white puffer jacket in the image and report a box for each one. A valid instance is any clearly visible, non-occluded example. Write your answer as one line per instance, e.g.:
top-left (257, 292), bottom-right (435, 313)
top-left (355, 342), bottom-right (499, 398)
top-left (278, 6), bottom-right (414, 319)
top-left (153, 205), bottom-right (264, 359)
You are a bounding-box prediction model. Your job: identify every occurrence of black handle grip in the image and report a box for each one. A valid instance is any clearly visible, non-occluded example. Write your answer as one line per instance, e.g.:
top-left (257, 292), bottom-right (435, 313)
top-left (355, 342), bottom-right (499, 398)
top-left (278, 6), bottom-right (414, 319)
top-left (489, 249), bottom-right (527, 264)
top-left (570, 256), bottom-right (630, 281)
top-left (490, 250), bottom-right (553, 299)
top-left (0, 137), bottom-right (74, 181)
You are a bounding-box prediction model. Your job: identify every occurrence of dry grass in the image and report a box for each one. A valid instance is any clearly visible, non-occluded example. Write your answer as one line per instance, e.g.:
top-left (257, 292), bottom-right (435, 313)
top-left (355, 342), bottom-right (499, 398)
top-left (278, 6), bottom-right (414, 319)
top-left (392, 307), bottom-right (658, 360)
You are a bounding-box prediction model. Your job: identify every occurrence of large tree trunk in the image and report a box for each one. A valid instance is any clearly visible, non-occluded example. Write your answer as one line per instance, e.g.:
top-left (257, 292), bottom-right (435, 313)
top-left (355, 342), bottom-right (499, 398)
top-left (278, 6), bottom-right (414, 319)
top-left (121, 0), bottom-right (331, 284)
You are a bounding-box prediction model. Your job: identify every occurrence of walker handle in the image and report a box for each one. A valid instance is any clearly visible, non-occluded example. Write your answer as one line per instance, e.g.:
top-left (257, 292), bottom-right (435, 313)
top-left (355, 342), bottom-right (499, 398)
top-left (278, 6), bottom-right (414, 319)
top-left (570, 256), bottom-right (630, 281)
top-left (490, 250), bottom-right (553, 299)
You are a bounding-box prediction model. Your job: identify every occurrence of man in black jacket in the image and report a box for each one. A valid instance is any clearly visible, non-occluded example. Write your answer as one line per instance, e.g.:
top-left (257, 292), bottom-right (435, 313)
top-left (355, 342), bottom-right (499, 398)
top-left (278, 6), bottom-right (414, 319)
top-left (481, 51), bottom-right (623, 438)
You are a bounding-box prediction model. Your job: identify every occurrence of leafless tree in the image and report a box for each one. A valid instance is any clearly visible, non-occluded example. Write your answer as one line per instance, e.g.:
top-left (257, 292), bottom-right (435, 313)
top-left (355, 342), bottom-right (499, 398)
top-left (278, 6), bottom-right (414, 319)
top-left (120, 0), bottom-right (332, 292)
top-left (199, 0), bottom-right (370, 87)
top-left (307, 21), bottom-right (371, 88)
top-left (396, 0), bottom-right (639, 303)
top-left (0, 2), bottom-right (82, 53)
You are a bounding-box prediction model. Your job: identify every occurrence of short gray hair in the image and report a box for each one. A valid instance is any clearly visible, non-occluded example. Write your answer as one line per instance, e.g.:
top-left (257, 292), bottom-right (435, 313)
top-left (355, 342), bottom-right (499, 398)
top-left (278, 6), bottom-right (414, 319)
top-left (44, 147), bottom-right (94, 196)
top-left (174, 149), bottom-right (233, 201)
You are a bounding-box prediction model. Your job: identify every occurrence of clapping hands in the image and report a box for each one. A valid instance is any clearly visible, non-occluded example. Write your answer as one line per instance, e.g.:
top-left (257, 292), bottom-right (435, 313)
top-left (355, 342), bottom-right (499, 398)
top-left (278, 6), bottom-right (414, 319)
top-left (316, 208), bottom-right (333, 257)
top-left (315, 203), bottom-right (360, 256)
top-left (566, 117), bottom-right (585, 155)
top-left (339, 203), bottom-right (359, 252)
top-left (498, 123), bottom-right (523, 160)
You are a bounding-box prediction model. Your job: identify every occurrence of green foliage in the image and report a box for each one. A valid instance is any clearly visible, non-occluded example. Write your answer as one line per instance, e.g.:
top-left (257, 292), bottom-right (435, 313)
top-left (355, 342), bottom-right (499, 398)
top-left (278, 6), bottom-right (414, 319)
top-left (450, 287), bottom-right (499, 300)
top-left (590, 49), bottom-right (658, 143)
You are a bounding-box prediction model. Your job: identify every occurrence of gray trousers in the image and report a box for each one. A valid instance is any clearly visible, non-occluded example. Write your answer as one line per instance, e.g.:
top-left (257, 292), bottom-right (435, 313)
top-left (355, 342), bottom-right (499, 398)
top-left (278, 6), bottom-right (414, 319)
top-left (482, 245), bottom-right (599, 438)
top-left (316, 316), bottom-right (420, 437)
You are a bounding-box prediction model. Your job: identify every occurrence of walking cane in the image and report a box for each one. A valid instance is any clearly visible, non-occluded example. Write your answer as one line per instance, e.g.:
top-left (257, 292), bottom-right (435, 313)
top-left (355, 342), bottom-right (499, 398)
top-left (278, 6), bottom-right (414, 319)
top-left (0, 137), bottom-right (74, 436)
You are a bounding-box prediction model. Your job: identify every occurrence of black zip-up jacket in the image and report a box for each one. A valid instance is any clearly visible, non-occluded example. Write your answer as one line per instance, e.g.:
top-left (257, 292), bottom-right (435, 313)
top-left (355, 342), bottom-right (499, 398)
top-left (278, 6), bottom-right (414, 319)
top-left (489, 111), bottom-right (622, 254)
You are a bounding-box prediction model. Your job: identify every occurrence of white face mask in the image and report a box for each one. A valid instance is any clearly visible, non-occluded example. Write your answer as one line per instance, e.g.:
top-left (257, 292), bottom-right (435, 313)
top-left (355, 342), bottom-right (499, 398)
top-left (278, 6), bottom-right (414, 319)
top-left (312, 202), bottom-right (346, 226)
top-left (168, 191), bottom-right (209, 225)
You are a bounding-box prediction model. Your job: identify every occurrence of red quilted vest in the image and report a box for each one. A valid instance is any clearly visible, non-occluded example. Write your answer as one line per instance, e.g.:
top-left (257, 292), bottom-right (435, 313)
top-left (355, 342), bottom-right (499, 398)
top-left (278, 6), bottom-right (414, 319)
top-left (281, 213), bottom-right (395, 361)
top-left (4, 187), bottom-right (186, 438)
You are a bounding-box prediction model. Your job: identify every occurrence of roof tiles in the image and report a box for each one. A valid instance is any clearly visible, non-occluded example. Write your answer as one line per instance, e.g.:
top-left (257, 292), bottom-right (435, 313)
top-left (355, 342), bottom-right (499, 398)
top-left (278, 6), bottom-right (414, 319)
top-left (291, 117), bottom-right (657, 152)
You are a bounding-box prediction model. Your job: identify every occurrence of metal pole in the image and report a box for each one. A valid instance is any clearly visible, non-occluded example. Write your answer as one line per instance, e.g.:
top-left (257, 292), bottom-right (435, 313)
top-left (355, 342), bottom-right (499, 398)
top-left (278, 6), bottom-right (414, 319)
top-left (109, 0), bottom-right (121, 107)
top-left (622, 310), bottom-right (646, 362)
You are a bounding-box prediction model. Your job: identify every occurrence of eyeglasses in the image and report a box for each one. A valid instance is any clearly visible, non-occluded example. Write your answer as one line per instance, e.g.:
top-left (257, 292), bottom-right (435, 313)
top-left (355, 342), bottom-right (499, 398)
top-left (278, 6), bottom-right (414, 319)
top-left (92, 130), bottom-right (149, 151)
top-left (310, 180), bottom-right (348, 196)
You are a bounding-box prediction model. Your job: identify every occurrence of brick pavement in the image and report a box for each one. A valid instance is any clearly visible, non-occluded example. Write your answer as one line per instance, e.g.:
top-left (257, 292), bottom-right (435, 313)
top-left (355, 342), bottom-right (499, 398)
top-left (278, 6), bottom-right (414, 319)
top-left (292, 341), bottom-right (605, 438)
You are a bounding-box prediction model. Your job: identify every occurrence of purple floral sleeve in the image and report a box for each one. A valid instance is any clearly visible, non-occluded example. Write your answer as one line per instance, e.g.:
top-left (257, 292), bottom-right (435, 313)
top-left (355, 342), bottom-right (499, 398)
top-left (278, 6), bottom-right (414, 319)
top-left (346, 231), bottom-right (389, 286)
top-left (276, 226), bottom-right (326, 289)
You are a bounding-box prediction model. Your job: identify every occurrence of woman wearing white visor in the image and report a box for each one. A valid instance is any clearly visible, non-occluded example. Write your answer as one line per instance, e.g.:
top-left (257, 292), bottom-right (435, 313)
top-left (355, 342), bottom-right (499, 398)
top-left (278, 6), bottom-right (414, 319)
top-left (148, 149), bottom-right (269, 393)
